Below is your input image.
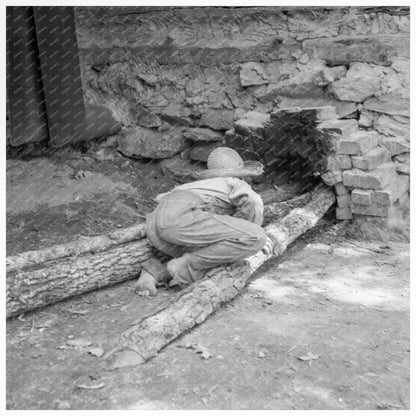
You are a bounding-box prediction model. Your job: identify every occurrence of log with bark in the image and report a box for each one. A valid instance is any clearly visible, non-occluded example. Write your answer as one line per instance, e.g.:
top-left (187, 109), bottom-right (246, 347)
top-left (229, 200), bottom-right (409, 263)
top-left (6, 184), bottom-right (334, 320)
top-left (107, 183), bottom-right (336, 368)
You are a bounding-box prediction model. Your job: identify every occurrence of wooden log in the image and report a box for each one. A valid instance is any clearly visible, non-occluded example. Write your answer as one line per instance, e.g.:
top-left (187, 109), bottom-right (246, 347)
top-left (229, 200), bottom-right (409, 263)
top-left (6, 223), bottom-right (147, 272)
top-left (7, 239), bottom-right (153, 318)
top-left (6, 184), bottom-right (332, 319)
top-left (110, 184), bottom-right (335, 368)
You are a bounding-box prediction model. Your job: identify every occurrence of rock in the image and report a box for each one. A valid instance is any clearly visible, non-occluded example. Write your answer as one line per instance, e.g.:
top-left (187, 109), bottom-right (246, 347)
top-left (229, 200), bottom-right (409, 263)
top-left (252, 101), bottom-right (274, 114)
top-left (302, 34), bottom-right (406, 66)
top-left (364, 92), bottom-right (410, 117)
top-left (334, 182), bottom-right (349, 196)
top-left (240, 62), bottom-right (269, 87)
top-left (328, 63), bottom-right (383, 102)
top-left (351, 146), bottom-right (391, 171)
top-left (200, 109), bottom-right (235, 131)
top-left (391, 57), bottom-right (410, 76)
top-left (395, 163), bottom-right (410, 175)
top-left (136, 111), bottom-right (162, 128)
top-left (379, 137), bottom-right (409, 156)
top-left (84, 102), bottom-right (122, 141)
top-left (138, 73), bottom-right (158, 87)
top-left (93, 147), bottom-right (116, 161)
top-left (272, 106), bottom-right (337, 121)
top-left (312, 66), bottom-right (347, 87)
top-left (234, 108), bottom-right (249, 120)
top-left (190, 142), bottom-right (221, 162)
top-left (351, 189), bottom-right (374, 205)
top-left (118, 127), bottom-right (189, 159)
top-left (342, 163), bottom-right (397, 190)
top-left (331, 80), bottom-right (379, 104)
top-left (373, 113), bottom-right (410, 140)
top-left (160, 155), bottom-right (205, 183)
top-left (321, 171), bottom-right (343, 186)
top-left (358, 109), bottom-right (374, 127)
top-left (240, 111), bottom-right (271, 125)
top-left (183, 128), bottom-right (224, 142)
top-left (374, 175), bottom-right (409, 205)
top-left (337, 194), bottom-right (351, 209)
top-left (393, 152), bottom-right (410, 164)
top-left (158, 122), bottom-right (172, 132)
top-left (338, 155), bottom-right (352, 170)
top-left (317, 119), bottom-right (358, 140)
top-left (254, 60), bottom-right (328, 100)
top-left (276, 95), bottom-right (356, 119)
top-left (351, 202), bottom-right (392, 217)
top-left (234, 111), bottom-right (271, 137)
top-left (160, 103), bottom-right (193, 126)
top-left (336, 206), bottom-right (353, 220)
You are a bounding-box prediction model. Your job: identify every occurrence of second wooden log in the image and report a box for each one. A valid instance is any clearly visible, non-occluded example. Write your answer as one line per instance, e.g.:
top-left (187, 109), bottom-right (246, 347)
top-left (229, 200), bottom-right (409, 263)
top-left (110, 184), bottom-right (335, 368)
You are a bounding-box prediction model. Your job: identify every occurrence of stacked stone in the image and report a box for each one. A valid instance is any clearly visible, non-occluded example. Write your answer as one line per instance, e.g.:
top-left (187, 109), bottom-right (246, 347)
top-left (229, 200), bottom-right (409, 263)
top-left (318, 119), bottom-right (409, 220)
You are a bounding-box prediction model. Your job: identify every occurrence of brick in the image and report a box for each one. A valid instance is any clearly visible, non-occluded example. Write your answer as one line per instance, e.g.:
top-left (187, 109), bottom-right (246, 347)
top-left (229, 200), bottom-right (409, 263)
top-left (374, 175), bottom-right (409, 205)
top-left (336, 207), bottom-right (353, 220)
top-left (379, 136), bottom-right (409, 156)
top-left (334, 182), bottom-right (349, 196)
top-left (321, 170), bottom-right (343, 186)
top-left (317, 119), bottom-right (358, 139)
top-left (338, 131), bottom-right (379, 155)
top-left (338, 155), bottom-right (352, 170)
top-left (337, 194), bottom-right (351, 209)
top-left (351, 189), bottom-right (374, 205)
top-left (351, 203), bottom-right (392, 217)
top-left (342, 163), bottom-right (397, 189)
top-left (351, 146), bottom-right (390, 170)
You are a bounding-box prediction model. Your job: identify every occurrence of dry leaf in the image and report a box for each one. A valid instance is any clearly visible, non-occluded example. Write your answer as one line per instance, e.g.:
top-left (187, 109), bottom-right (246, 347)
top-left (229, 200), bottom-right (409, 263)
top-left (182, 342), bottom-right (212, 359)
top-left (76, 382), bottom-right (105, 390)
top-left (67, 308), bottom-right (89, 315)
top-left (298, 351), bottom-right (320, 361)
top-left (66, 339), bottom-right (92, 348)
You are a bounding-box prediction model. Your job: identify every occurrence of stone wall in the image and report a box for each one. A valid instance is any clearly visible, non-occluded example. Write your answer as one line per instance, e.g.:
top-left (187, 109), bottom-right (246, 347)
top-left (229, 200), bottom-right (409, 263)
top-left (75, 6), bottom-right (409, 132)
top-left (74, 6), bottom-right (410, 220)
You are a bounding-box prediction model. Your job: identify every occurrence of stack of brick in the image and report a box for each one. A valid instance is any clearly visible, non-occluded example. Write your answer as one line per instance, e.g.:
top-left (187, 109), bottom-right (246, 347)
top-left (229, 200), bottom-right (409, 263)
top-left (317, 118), bottom-right (410, 220)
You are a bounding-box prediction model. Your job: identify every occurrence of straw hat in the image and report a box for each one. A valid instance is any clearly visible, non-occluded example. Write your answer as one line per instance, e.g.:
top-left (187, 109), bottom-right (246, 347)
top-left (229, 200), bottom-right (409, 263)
top-left (192, 147), bottom-right (263, 179)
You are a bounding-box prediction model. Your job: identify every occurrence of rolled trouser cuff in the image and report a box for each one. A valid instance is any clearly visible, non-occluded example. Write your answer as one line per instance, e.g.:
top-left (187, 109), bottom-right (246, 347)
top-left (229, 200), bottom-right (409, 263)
top-left (141, 257), bottom-right (171, 285)
top-left (167, 254), bottom-right (205, 288)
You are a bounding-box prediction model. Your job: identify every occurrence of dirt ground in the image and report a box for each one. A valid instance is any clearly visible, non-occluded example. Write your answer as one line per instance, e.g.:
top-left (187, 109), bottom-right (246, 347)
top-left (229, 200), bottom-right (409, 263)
top-left (5, 143), bottom-right (411, 410)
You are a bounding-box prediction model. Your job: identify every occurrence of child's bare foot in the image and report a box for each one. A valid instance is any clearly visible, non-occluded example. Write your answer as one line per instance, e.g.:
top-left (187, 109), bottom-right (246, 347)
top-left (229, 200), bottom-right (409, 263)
top-left (134, 270), bottom-right (157, 297)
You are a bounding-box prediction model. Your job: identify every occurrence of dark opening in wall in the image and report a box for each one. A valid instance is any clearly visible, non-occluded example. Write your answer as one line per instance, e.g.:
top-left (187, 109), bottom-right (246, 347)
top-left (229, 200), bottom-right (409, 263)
top-left (225, 107), bottom-right (338, 194)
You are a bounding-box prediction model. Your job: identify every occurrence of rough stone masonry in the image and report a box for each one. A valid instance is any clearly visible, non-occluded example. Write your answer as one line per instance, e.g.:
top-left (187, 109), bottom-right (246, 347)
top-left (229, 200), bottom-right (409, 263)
top-left (70, 7), bottom-right (410, 221)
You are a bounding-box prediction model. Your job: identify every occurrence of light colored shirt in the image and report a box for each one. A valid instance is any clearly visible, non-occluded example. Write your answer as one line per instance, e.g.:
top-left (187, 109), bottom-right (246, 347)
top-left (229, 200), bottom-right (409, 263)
top-left (156, 177), bottom-right (264, 226)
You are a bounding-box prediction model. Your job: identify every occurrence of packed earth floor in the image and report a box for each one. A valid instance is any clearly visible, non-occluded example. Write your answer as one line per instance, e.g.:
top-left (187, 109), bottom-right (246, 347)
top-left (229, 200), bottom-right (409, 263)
top-left (6, 144), bottom-right (410, 410)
